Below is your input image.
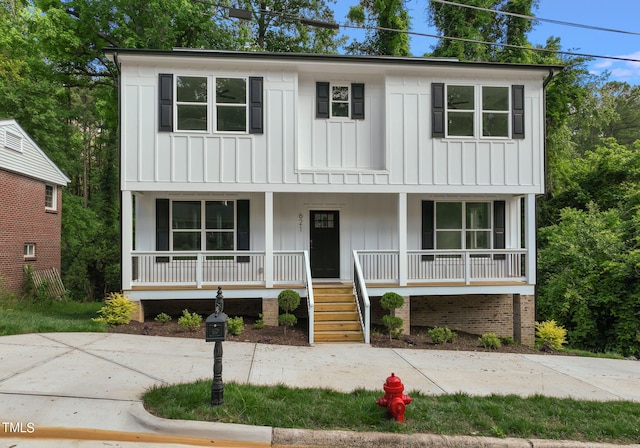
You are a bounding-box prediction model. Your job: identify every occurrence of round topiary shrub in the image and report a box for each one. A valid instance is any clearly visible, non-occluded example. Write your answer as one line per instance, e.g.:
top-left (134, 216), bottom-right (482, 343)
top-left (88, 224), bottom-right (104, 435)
top-left (278, 289), bottom-right (301, 314)
top-left (380, 291), bottom-right (404, 311)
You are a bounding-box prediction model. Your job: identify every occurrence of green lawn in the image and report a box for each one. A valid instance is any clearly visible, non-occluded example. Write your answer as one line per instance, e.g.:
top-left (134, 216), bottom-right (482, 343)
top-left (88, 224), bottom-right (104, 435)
top-left (0, 299), bottom-right (106, 335)
top-left (144, 381), bottom-right (640, 444)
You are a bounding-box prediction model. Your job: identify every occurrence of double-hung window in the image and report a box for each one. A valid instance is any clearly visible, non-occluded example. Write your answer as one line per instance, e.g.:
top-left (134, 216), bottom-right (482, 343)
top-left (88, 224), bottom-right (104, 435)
top-left (24, 243), bottom-right (36, 259)
top-left (435, 202), bottom-right (492, 250)
top-left (433, 83), bottom-right (523, 139)
top-left (316, 82), bottom-right (365, 120)
top-left (160, 74), bottom-right (262, 133)
top-left (45, 184), bottom-right (56, 210)
top-left (176, 76), bottom-right (208, 131)
top-left (171, 200), bottom-right (235, 254)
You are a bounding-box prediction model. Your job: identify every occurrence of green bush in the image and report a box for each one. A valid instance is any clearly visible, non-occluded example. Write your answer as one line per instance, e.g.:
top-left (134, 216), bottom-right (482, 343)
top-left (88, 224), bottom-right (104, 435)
top-left (278, 289), bottom-right (301, 313)
top-left (380, 292), bottom-right (404, 310)
top-left (227, 316), bottom-right (244, 335)
top-left (154, 312), bottom-right (172, 324)
top-left (479, 333), bottom-right (502, 350)
top-left (500, 336), bottom-right (516, 346)
top-left (428, 326), bottom-right (457, 344)
top-left (278, 290), bottom-right (300, 336)
top-left (278, 313), bottom-right (297, 334)
top-left (380, 292), bottom-right (404, 341)
top-left (92, 292), bottom-right (136, 326)
top-left (535, 320), bottom-right (567, 351)
top-left (253, 313), bottom-right (264, 329)
top-left (178, 309), bottom-right (202, 332)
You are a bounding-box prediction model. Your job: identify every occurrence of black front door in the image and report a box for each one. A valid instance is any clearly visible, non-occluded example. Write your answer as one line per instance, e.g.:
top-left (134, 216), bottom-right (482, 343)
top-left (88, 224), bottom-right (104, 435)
top-left (310, 210), bottom-right (340, 278)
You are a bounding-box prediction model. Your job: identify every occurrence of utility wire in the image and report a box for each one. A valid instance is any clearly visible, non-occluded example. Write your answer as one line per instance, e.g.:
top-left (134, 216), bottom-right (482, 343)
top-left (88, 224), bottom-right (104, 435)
top-left (191, 0), bottom-right (640, 64)
top-left (430, 0), bottom-right (640, 38)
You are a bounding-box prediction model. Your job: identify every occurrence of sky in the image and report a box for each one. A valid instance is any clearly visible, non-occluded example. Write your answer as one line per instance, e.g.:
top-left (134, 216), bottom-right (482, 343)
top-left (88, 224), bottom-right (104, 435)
top-left (332, 0), bottom-right (640, 85)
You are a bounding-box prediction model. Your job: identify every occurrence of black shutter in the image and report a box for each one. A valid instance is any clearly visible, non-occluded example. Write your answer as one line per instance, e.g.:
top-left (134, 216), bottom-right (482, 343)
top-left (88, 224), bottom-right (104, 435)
top-left (493, 200), bottom-right (506, 260)
top-left (351, 83), bottom-right (365, 120)
top-left (156, 199), bottom-right (170, 262)
top-left (432, 83), bottom-right (445, 138)
top-left (249, 77), bottom-right (263, 134)
top-left (316, 82), bottom-right (330, 119)
top-left (422, 200), bottom-right (435, 261)
top-left (236, 200), bottom-right (250, 262)
top-left (159, 74), bottom-right (173, 132)
top-left (512, 85), bottom-right (525, 139)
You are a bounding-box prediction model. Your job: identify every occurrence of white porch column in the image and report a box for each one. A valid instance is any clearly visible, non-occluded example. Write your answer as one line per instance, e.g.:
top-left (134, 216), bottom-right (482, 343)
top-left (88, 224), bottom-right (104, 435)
top-left (121, 190), bottom-right (133, 290)
top-left (398, 192), bottom-right (408, 286)
top-left (524, 194), bottom-right (536, 285)
top-left (265, 191), bottom-right (274, 288)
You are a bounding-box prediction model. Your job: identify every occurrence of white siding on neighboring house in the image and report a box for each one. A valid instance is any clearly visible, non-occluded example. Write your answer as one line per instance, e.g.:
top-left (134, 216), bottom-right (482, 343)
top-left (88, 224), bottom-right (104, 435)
top-left (0, 120), bottom-right (70, 186)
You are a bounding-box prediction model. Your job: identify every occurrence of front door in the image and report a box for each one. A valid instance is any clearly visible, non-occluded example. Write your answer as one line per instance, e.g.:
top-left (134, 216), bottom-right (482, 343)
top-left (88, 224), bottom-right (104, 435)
top-left (310, 210), bottom-right (340, 278)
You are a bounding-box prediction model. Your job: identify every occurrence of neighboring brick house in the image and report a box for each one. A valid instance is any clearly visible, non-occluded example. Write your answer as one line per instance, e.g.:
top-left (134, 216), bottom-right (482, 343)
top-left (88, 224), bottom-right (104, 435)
top-left (0, 119), bottom-right (70, 296)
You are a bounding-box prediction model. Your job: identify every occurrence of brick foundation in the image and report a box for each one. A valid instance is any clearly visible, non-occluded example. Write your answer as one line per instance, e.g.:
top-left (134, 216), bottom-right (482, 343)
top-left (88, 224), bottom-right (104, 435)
top-left (410, 294), bottom-right (515, 338)
top-left (262, 297), bottom-right (279, 326)
top-left (513, 294), bottom-right (535, 346)
top-left (395, 296), bottom-right (411, 336)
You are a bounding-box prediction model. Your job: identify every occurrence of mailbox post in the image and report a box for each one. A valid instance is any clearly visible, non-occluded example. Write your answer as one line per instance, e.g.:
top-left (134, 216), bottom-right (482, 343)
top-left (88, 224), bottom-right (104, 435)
top-left (205, 286), bottom-right (228, 406)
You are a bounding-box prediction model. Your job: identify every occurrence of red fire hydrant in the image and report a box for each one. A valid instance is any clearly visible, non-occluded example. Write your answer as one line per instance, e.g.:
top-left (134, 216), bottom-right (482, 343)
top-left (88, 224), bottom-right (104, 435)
top-left (376, 373), bottom-right (412, 423)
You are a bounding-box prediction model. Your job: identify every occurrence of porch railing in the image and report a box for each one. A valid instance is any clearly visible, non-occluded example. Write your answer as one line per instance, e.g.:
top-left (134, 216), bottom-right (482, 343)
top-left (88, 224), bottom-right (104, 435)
top-left (356, 249), bottom-right (527, 284)
top-left (353, 250), bottom-right (371, 344)
top-left (131, 250), bottom-right (307, 287)
top-left (303, 250), bottom-right (314, 345)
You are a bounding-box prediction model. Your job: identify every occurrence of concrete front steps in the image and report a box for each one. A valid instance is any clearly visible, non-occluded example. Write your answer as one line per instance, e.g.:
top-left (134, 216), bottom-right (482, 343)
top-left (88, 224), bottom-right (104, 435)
top-left (313, 285), bottom-right (364, 343)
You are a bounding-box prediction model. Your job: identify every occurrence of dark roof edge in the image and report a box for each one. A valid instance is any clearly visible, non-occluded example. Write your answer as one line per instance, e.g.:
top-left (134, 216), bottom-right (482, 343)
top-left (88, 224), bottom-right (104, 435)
top-left (104, 47), bottom-right (563, 72)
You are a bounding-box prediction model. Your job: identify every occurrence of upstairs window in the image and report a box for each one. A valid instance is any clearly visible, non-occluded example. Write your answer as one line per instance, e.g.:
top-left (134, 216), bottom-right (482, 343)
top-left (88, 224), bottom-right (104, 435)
top-left (331, 85), bottom-right (349, 117)
top-left (176, 76), bottom-right (208, 131)
top-left (316, 82), bottom-right (365, 120)
top-left (161, 74), bottom-right (262, 134)
top-left (432, 83), bottom-right (524, 139)
top-left (216, 78), bottom-right (247, 132)
top-left (45, 184), bottom-right (56, 210)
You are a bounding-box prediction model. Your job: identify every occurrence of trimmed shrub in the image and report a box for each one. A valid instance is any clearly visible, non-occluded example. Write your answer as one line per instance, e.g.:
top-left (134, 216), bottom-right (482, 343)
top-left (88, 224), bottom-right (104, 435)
top-left (380, 292), bottom-right (405, 341)
top-left (278, 290), bottom-right (301, 336)
top-left (479, 333), bottom-right (502, 350)
top-left (253, 313), bottom-right (264, 329)
top-left (382, 315), bottom-right (404, 339)
top-left (535, 320), bottom-right (567, 351)
top-left (178, 309), bottom-right (202, 332)
top-left (93, 292), bottom-right (136, 326)
top-left (380, 292), bottom-right (404, 310)
top-left (428, 326), bottom-right (457, 344)
top-left (227, 316), bottom-right (244, 336)
top-left (154, 312), bottom-right (172, 324)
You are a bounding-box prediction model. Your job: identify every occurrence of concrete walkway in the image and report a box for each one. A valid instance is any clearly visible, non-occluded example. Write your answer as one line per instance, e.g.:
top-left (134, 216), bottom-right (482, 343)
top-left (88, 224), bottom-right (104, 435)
top-left (1, 332), bottom-right (639, 447)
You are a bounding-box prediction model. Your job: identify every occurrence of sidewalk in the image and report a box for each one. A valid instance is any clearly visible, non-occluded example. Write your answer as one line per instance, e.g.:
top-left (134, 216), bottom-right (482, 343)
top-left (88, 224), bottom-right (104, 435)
top-left (1, 332), bottom-right (639, 447)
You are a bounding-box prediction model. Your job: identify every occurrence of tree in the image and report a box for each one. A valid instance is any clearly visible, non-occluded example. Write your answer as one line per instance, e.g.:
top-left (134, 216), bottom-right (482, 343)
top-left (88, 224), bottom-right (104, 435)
top-left (234, 0), bottom-right (343, 53)
top-left (427, 0), bottom-right (538, 62)
top-left (345, 0), bottom-right (410, 56)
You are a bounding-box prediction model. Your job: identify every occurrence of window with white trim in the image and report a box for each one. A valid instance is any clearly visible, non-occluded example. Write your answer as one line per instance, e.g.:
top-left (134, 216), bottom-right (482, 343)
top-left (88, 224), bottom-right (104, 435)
top-left (445, 85), bottom-right (511, 138)
top-left (435, 202), bottom-right (492, 250)
top-left (171, 200), bottom-right (236, 253)
top-left (331, 85), bottom-right (350, 117)
top-left (176, 76), bottom-right (208, 131)
top-left (24, 243), bottom-right (35, 258)
top-left (174, 76), bottom-right (249, 133)
top-left (45, 184), bottom-right (56, 210)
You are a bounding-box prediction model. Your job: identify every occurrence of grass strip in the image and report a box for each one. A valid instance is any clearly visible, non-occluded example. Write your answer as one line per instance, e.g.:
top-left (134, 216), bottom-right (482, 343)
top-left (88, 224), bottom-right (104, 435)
top-left (144, 381), bottom-right (640, 444)
top-left (0, 300), bottom-right (105, 335)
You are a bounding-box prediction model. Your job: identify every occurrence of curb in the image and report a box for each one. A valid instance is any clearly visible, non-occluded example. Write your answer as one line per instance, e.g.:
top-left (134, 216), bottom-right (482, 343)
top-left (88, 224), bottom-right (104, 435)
top-left (128, 401), bottom-right (272, 444)
top-left (131, 402), bottom-right (640, 448)
top-left (273, 428), bottom-right (640, 448)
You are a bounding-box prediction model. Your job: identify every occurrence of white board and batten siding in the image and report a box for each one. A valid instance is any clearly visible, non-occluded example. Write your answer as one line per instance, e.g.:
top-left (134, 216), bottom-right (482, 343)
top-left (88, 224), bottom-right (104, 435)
top-left (119, 54), bottom-right (547, 195)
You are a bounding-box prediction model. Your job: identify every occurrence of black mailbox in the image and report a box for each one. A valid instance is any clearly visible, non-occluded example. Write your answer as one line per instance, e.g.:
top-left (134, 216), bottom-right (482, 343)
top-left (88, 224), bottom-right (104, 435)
top-left (205, 312), bottom-right (228, 342)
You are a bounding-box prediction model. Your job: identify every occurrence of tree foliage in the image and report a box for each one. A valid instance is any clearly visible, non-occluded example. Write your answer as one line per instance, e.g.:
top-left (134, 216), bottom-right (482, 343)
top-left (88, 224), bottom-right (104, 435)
top-left (345, 0), bottom-right (410, 56)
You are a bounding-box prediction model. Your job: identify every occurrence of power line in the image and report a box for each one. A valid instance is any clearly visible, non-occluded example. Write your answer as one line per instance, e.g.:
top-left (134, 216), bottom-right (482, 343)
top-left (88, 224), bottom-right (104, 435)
top-left (191, 0), bottom-right (640, 65)
top-left (430, 0), bottom-right (640, 38)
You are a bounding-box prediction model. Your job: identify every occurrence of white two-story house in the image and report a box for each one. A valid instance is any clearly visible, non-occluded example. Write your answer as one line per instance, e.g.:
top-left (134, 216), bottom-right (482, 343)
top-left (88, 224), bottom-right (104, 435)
top-left (107, 48), bottom-right (559, 345)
